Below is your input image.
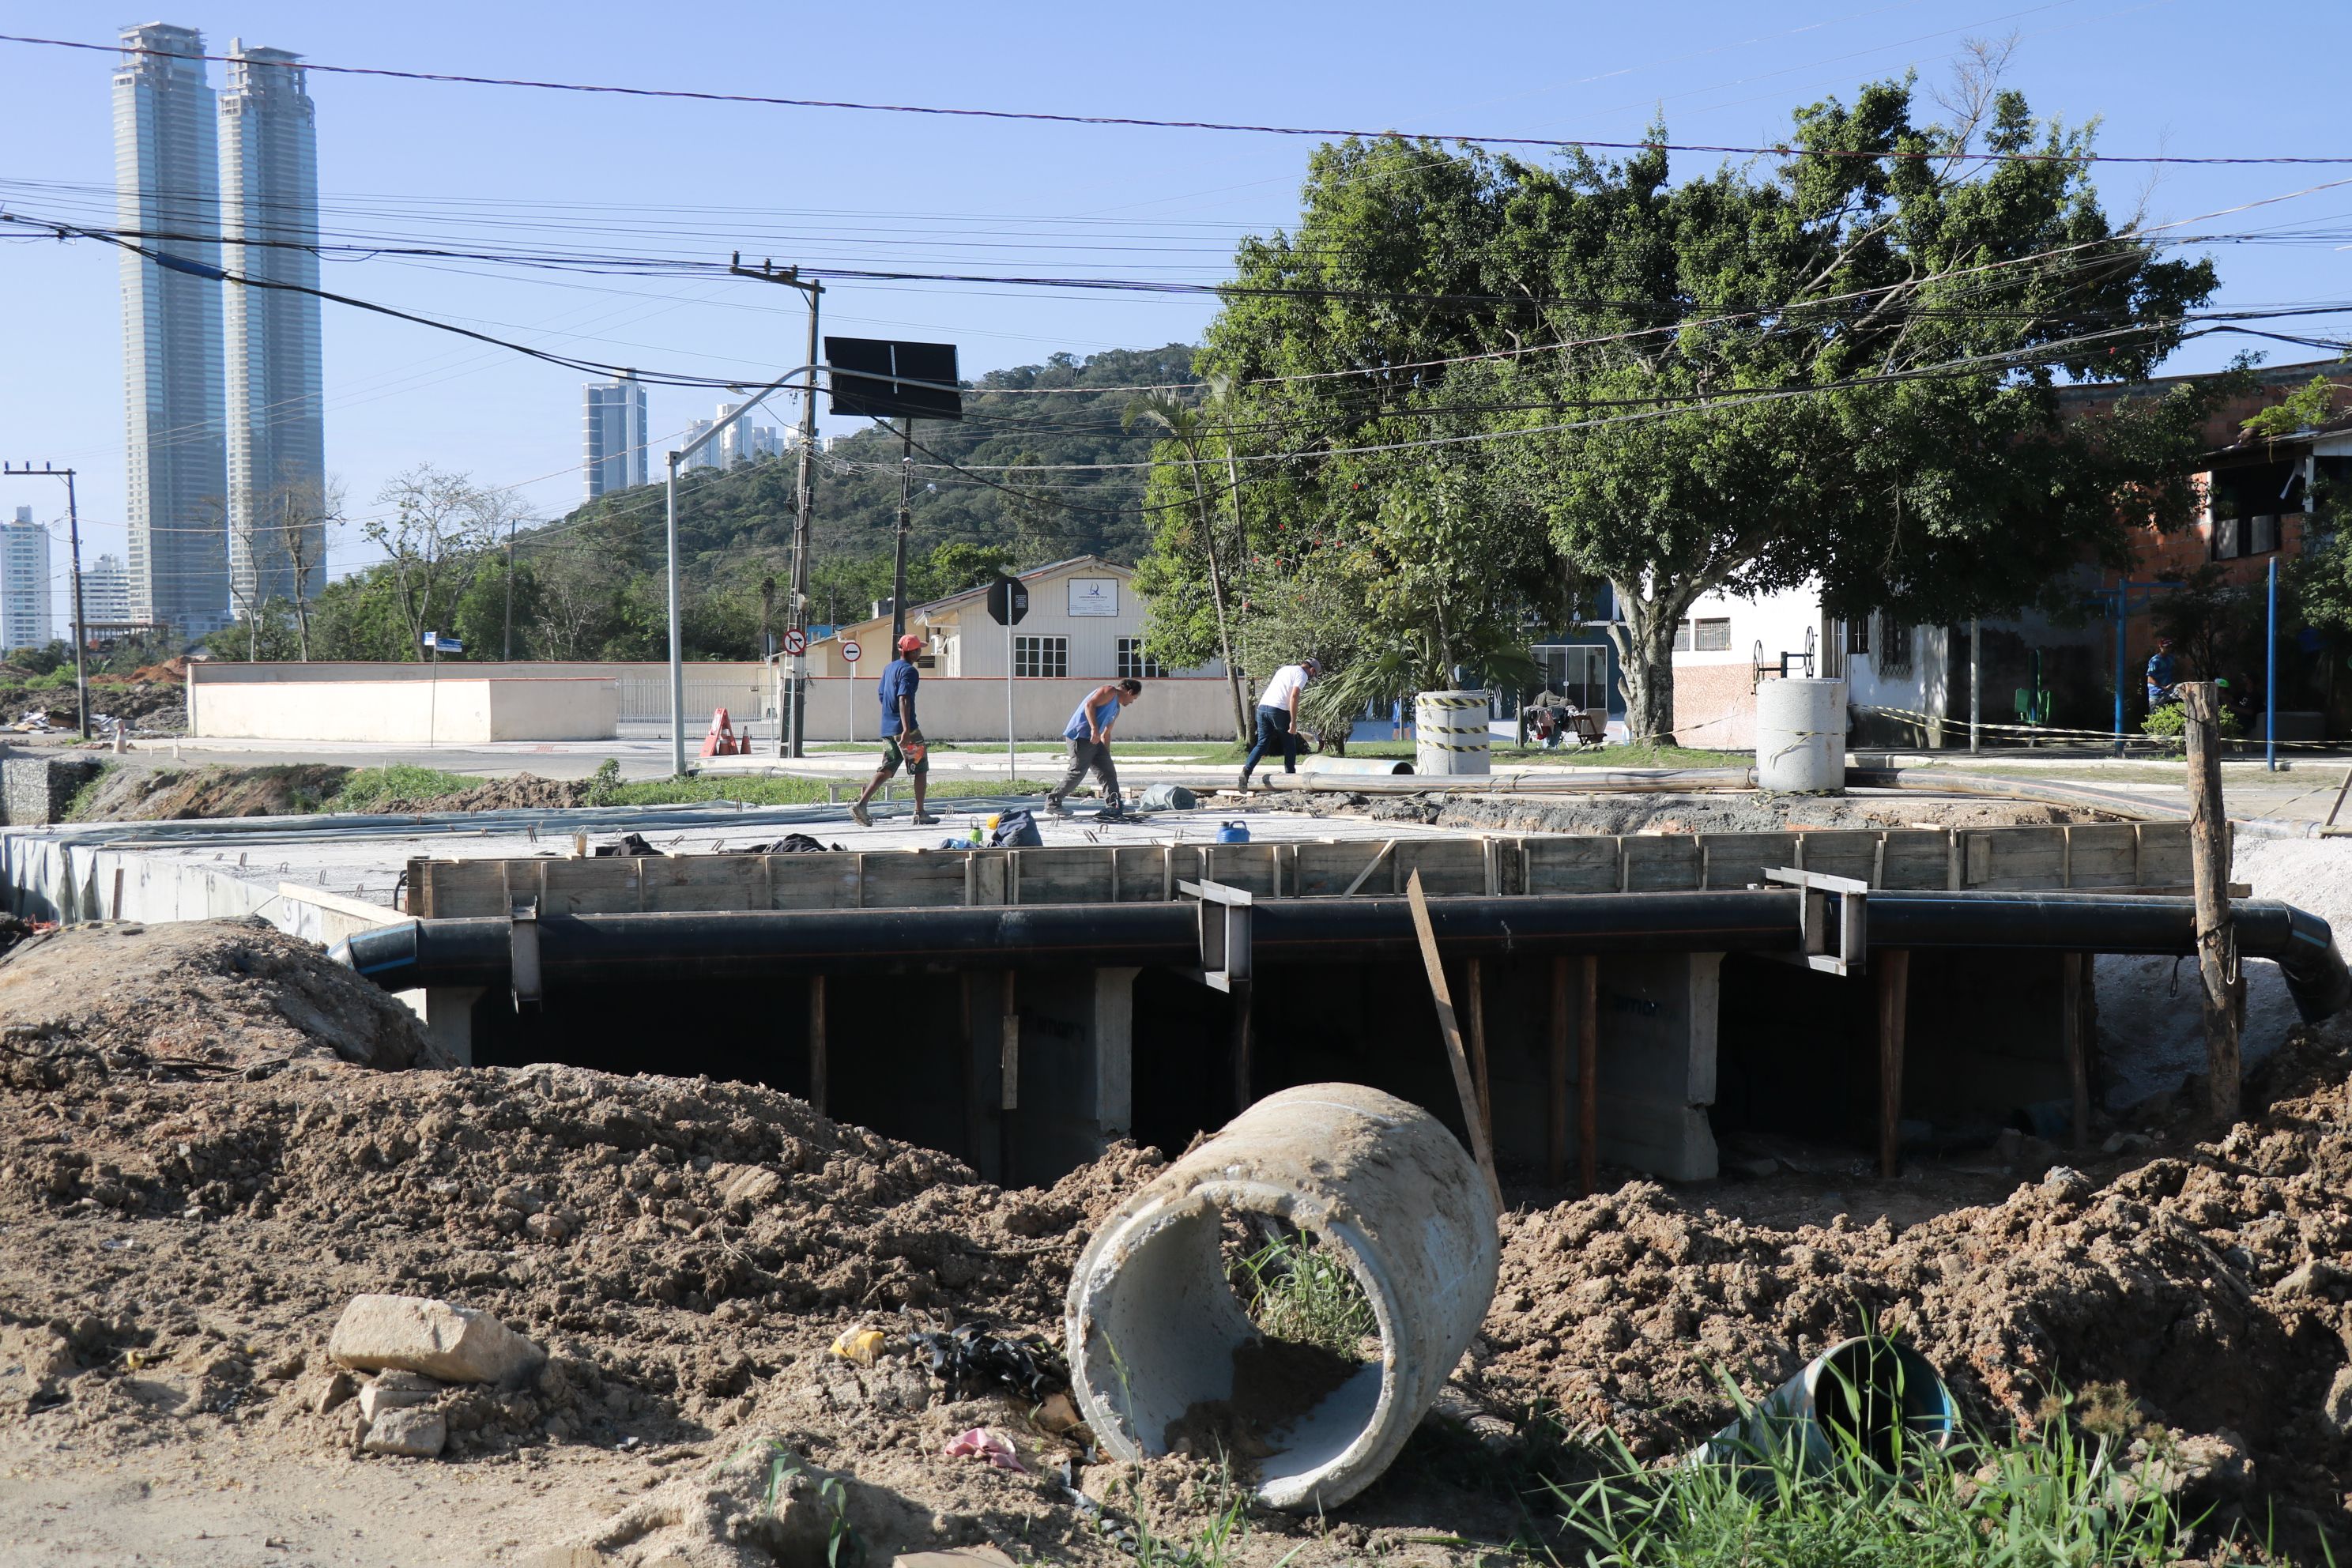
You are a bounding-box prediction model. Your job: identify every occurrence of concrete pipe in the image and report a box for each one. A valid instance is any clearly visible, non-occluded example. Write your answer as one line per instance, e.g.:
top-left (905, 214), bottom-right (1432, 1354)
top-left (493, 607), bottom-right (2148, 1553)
top-left (1705, 1336), bottom-right (1956, 1474)
top-left (1064, 1083), bottom-right (1499, 1511)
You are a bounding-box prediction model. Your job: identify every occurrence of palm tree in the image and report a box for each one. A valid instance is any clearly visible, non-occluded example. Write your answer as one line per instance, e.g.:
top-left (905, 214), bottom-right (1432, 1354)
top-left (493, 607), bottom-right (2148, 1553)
top-left (1126, 391), bottom-right (1249, 741)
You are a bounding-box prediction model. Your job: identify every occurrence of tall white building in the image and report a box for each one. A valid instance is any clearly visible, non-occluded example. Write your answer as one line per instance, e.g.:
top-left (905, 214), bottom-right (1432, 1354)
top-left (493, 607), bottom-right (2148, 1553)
top-left (115, 22), bottom-right (230, 638)
top-left (1, 508), bottom-right (52, 652)
top-left (220, 39), bottom-right (326, 612)
top-left (718, 402), bottom-right (783, 466)
top-left (78, 555), bottom-right (134, 640)
top-left (583, 372), bottom-right (648, 498)
top-left (682, 416), bottom-right (721, 473)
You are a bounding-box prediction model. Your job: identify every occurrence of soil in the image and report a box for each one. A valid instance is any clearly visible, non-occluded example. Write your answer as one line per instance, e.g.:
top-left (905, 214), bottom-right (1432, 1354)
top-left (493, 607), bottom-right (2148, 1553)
top-left (6, 916), bottom-right (2352, 1564)
top-left (1269, 790), bottom-right (2093, 835)
top-left (68, 763), bottom-right (352, 821)
top-left (371, 774), bottom-right (590, 813)
top-left (1163, 1337), bottom-right (1368, 1461)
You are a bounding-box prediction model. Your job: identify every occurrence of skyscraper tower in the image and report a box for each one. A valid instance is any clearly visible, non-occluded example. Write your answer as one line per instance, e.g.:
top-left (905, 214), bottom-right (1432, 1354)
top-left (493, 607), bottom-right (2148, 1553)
top-left (583, 372), bottom-right (649, 499)
top-left (220, 40), bottom-right (325, 612)
top-left (114, 22), bottom-right (230, 638)
top-left (0, 508), bottom-right (51, 652)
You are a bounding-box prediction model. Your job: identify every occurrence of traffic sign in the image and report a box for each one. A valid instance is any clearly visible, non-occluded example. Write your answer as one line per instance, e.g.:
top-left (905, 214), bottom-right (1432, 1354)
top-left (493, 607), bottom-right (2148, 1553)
top-left (781, 628), bottom-right (808, 656)
top-left (986, 575), bottom-right (1030, 626)
top-left (841, 639), bottom-right (861, 663)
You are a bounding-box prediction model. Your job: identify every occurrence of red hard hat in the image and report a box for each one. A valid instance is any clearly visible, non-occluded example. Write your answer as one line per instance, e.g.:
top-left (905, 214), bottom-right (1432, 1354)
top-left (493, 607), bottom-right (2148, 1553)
top-left (897, 634), bottom-right (924, 652)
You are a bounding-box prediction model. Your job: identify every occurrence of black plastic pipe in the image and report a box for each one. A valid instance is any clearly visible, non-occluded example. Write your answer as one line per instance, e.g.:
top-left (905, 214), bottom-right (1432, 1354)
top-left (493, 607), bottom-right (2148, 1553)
top-left (337, 888), bottom-right (2350, 1022)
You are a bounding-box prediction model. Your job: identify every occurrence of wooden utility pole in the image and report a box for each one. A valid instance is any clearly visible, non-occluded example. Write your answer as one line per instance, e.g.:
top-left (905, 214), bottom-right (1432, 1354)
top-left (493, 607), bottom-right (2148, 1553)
top-left (2181, 681), bottom-right (2241, 1125)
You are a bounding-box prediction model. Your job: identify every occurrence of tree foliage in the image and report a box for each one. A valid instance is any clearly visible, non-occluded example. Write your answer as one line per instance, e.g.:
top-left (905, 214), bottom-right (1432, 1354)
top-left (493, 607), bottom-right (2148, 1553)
top-left (1169, 62), bottom-right (2224, 740)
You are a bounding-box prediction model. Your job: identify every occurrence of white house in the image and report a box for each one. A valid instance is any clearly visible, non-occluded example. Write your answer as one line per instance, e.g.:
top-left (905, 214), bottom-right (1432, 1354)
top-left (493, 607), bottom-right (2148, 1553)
top-left (1667, 581), bottom-right (1954, 749)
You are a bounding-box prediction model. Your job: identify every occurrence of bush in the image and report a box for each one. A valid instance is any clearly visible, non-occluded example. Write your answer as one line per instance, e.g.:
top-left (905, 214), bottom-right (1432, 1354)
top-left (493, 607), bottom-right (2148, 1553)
top-left (2142, 701), bottom-right (2241, 743)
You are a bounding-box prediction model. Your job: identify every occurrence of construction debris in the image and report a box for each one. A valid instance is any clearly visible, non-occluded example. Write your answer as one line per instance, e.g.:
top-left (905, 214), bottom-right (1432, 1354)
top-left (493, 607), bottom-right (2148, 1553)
top-left (327, 1295), bottom-right (545, 1385)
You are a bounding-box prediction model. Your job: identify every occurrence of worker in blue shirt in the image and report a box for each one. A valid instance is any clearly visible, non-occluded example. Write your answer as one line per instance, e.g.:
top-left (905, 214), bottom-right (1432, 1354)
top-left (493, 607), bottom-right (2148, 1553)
top-left (850, 634), bottom-right (937, 827)
top-left (2145, 637), bottom-right (2179, 710)
top-left (1045, 678), bottom-right (1143, 818)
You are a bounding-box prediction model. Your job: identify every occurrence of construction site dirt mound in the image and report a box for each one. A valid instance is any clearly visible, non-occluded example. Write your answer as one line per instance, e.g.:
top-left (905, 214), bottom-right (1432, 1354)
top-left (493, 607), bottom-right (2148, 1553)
top-left (69, 761), bottom-right (352, 820)
top-left (1468, 1024), bottom-right (2352, 1547)
top-left (0, 918), bottom-right (445, 1086)
top-left (372, 772), bottom-right (589, 813)
top-left (1277, 790), bottom-right (2090, 835)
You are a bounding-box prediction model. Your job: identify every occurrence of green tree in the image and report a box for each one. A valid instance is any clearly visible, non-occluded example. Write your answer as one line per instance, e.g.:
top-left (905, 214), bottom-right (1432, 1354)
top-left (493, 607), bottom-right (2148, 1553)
top-left (1126, 392), bottom-right (1249, 740)
top-left (1185, 64), bottom-right (2220, 741)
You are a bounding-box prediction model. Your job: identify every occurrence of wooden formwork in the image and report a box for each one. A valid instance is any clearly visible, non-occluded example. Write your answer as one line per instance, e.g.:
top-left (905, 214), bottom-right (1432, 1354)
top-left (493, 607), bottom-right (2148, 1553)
top-left (403, 821), bottom-right (2207, 917)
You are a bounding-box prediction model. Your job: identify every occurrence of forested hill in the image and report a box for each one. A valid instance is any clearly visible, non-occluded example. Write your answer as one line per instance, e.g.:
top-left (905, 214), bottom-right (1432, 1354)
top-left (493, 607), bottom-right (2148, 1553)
top-left (531, 343), bottom-right (1198, 622)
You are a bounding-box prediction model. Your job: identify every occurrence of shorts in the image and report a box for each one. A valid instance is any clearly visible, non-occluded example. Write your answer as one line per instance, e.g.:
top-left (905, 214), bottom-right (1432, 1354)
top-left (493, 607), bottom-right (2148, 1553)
top-left (880, 730), bottom-right (929, 778)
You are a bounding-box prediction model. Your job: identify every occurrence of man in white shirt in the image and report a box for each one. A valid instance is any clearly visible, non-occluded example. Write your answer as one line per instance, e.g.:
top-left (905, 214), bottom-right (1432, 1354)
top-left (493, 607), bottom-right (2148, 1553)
top-left (1238, 658), bottom-right (1320, 790)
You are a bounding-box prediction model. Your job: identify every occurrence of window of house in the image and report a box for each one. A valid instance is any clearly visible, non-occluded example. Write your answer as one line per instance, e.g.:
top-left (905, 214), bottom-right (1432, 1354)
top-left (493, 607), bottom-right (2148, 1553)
top-left (2214, 516), bottom-right (2241, 560)
top-left (1846, 618), bottom-right (1870, 656)
top-left (1674, 620), bottom-right (1692, 652)
top-left (1878, 616), bottom-right (1914, 676)
top-left (2251, 514), bottom-right (2280, 556)
top-left (1693, 618), bottom-right (1732, 652)
top-left (1013, 635), bottom-right (1068, 678)
top-left (1116, 638), bottom-right (1163, 680)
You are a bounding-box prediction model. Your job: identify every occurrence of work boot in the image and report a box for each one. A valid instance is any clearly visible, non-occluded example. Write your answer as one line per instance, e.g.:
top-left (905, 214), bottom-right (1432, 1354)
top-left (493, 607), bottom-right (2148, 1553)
top-left (910, 812), bottom-right (940, 827)
top-left (1097, 801), bottom-right (1130, 824)
top-left (849, 802), bottom-right (872, 827)
top-left (1236, 771), bottom-right (1253, 793)
top-left (1044, 796), bottom-right (1071, 817)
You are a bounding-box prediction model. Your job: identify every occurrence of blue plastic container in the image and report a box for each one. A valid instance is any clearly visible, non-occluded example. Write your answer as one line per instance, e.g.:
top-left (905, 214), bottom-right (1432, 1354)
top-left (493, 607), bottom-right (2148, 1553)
top-left (1216, 821), bottom-right (1252, 843)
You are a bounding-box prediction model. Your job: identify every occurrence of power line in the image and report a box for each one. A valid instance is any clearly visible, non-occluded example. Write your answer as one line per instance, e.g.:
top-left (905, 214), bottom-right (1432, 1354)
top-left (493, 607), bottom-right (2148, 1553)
top-left (11, 31), bottom-right (2349, 167)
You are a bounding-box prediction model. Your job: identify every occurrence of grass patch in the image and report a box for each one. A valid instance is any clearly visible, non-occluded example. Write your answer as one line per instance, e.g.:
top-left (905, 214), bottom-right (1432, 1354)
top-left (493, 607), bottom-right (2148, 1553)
top-left (330, 764), bottom-right (484, 813)
top-left (1555, 1395), bottom-right (2192, 1567)
top-left (1230, 1229), bottom-right (1377, 1359)
top-left (60, 763), bottom-right (119, 823)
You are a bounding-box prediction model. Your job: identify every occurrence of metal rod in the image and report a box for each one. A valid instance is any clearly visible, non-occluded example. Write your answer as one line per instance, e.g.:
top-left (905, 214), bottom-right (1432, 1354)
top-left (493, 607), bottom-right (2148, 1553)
top-left (1968, 618), bottom-right (1981, 756)
top-left (665, 449), bottom-right (684, 775)
top-left (63, 469), bottom-right (87, 740)
top-left (2267, 556), bottom-right (2279, 772)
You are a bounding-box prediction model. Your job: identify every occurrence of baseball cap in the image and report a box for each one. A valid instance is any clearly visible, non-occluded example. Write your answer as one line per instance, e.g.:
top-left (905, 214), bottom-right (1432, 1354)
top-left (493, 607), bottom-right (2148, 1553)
top-left (898, 634), bottom-right (924, 652)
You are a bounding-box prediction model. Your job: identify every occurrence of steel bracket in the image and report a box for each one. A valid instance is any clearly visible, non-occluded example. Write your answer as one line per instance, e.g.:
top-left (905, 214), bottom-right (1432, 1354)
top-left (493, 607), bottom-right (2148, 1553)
top-left (509, 897), bottom-right (544, 1012)
top-left (1178, 878), bottom-right (1253, 993)
top-left (1765, 866), bottom-right (1868, 976)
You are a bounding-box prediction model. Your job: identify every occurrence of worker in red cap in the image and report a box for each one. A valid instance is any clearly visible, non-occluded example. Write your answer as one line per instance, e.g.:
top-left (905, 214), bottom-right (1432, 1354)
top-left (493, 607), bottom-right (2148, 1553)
top-left (850, 632), bottom-right (937, 827)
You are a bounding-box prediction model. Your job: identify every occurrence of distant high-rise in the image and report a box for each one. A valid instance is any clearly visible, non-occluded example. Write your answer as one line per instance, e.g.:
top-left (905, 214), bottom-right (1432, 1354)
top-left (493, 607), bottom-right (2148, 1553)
top-left (718, 402), bottom-right (784, 466)
top-left (220, 39), bottom-right (325, 612)
top-left (78, 554), bottom-right (134, 639)
top-left (2, 508), bottom-right (52, 651)
top-left (115, 22), bottom-right (230, 639)
top-left (583, 372), bottom-right (648, 499)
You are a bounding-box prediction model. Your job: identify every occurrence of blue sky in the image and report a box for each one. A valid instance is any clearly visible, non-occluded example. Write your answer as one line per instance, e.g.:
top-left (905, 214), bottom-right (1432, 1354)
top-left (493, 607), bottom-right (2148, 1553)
top-left (2, 0), bottom-right (2347, 590)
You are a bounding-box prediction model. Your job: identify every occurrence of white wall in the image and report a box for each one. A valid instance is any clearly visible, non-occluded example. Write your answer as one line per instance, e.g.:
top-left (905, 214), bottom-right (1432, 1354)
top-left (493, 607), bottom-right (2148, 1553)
top-left (190, 660), bottom-right (767, 726)
top-left (190, 674), bottom-right (619, 742)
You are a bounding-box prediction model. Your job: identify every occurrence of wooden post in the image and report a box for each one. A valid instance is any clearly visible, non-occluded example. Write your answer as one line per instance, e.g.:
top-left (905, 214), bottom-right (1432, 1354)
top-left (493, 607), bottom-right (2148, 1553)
top-left (999, 971), bottom-right (1020, 1186)
top-left (808, 973), bottom-right (828, 1115)
top-left (2327, 767), bottom-right (2352, 830)
top-left (1231, 981), bottom-right (1255, 1117)
top-left (1578, 953), bottom-right (1600, 1197)
top-left (1876, 950), bottom-right (1910, 1178)
top-left (2061, 953), bottom-right (2091, 1152)
top-left (1404, 870), bottom-right (1502, 1209)
top-left (1464, 957), bottom-right (1493, 1153)
top-left (2182, 682), bottom-right (2241, 1125)
top-left (1547, 956), bottom-right (1570, 1186)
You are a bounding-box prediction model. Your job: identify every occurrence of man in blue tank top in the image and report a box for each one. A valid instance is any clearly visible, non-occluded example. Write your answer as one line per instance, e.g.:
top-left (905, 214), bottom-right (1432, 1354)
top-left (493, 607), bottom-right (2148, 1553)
top-left (1046, 678), bottom-right (1143, 819)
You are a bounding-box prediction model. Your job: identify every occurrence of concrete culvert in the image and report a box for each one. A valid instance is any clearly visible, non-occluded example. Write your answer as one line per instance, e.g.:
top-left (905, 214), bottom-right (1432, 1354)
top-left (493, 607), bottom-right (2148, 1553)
top-left (1065, 1082), bottom-right (1499, 1511)
top-left (1707, 1335), bottom-right (1957, 1475)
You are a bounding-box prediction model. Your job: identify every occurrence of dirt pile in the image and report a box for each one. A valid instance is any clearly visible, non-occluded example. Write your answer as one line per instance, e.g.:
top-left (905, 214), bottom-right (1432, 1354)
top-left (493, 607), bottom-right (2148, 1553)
top-left (1468, 1028), bottom-right (2352, 1541)
top-left (1277, 790), bottom-right (2088, 835)
top-left (69, 762), bottom-right (351, 820)
top-left (0, 918), bottom-right (444, 1087)
top-left (371, 773), bottom-right (588, 813)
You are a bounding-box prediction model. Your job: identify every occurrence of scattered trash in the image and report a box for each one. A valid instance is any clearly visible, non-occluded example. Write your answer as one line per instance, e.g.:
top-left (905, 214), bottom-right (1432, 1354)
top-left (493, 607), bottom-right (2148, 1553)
top-left (829, 1327), bottom-right (888, 1366)
top-left (1134, 782), bottom-right (1196, 812)
top-left (906, 1321), bottom-right (1065, 1404)
top-left (942, 1427), bottom-right (1026, 1473)
top-left (722, 834), bottom-right (842, 855)
top-left (1704, 1334), bottom-right (1955, 1476)
top-left (990, 809), bottom-right (1043, 848)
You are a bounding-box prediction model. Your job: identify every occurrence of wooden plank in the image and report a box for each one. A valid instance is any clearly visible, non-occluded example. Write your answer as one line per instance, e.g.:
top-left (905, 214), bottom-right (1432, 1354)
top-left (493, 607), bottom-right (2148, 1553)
top-left (1974, 826), bottom-right (2067, 890)
top-left (1875, 830), bottom-right (1950, 890)
top-left (1877, 949), bottom-right (1910, 1179)
top-left (2060, 824), bottom-right (2141, 888)
top-left (1465, 957), bottom-right (1493, 1146)
top-left (1622, 834), bottom-right (1703, 891)
top-left (1795, 831), bottom-right (1882, 885)
top-left (1692, 832), bottom-right (1790, 891)
top-left (2183, 682), bottom-right (2240, 1125)
top-left (861, 851), bottom-right (986, 909)
top-left (1547, 955), bottom-right (1569, 1186)
top-left (2062, 952), bottom-right (2090, 1152)
top-left (1393, 839), bottom-right (1487, 897)
top-left (1404, 870), bottom-right (1502, 1209)
top-left (1523, 835), bottom-right (1621, 894)
top-left (1580, 953), bottom-right (1600, 1197)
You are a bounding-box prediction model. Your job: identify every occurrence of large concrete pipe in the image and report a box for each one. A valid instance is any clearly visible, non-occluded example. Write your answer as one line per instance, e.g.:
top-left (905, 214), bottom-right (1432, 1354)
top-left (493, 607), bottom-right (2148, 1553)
top-left (1064, 1083), bottom-right (1498, 1511)
top-left (1755, 677), bottom-right (1847, 792)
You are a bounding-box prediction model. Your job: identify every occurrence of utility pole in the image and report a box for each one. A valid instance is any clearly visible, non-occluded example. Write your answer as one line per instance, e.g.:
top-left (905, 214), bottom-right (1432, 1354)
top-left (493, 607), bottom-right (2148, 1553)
top-left (894, 420), bottom-right (914, 644)
top-left (729, 255), bottom-right (824, 758)
top-left (503, 513), bottom-right (516, 662)
top-left (2, 464), bottom-right (89, 740)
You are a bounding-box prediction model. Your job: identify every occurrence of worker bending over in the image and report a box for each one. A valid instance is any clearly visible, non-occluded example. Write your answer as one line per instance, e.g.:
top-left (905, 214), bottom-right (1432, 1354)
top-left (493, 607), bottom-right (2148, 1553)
top-left (1046, 678), bottom-right (1143, 818)
top-left (1238, 657), bottom-right (1319, 790)
top-left (850, 634), bottom-right (938, 827)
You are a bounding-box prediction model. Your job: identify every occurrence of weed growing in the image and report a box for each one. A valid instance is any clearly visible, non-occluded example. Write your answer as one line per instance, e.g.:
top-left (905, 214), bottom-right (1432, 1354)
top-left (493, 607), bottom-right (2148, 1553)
top-left (330, 764), bottom-right (483, 812)
top-left (1231, 1231), bottom-right (1376, 1359)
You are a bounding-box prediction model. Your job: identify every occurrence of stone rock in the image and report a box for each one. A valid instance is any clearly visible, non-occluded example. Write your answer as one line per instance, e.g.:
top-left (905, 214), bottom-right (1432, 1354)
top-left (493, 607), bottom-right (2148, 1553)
top-left (304, 1369), bottom-right (355, 1414)
top-left (360, 1404), bottom-right (447, 1458)
top-left (2323, 1367), bottom-right (2352, 1440)
top-left (358, 1369), bottom-right (441, 1422)
top-left (2041, 1166), bottom-right (2094, 1203)
top-left (2278, 1259), bottom-right (2346, 1299)
top-left (329, 1294), bottom-right (544, 1385)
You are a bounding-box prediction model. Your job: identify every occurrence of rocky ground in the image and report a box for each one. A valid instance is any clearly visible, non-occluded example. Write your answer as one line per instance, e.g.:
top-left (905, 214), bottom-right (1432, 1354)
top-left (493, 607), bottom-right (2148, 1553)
top-left (3, 919), bottom-right (2351, 1563)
